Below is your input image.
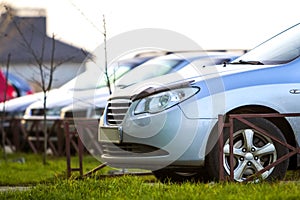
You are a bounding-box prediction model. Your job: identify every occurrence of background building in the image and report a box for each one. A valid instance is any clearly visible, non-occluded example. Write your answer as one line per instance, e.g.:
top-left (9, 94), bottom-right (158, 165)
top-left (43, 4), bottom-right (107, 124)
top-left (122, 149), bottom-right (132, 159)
top-left (0, 6), bottom-right (90, 92)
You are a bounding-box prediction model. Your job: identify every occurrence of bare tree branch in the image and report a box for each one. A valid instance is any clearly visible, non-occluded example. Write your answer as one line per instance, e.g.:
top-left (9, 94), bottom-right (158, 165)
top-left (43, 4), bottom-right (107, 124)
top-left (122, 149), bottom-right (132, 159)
top-left (1, 53), bottom-right (11, 161)
top-left (39, 32), bottom-right (46, 74)
top-left (4, 5), bottom-right (86, 165)
top-left (4, 6), bottom-right (68, 164)
top-left (103, 15), bottom-right (112, 95)
top-left (53, 55), bottom-right (75, 68)
top-left (47, 33), bottom-right (55, 91)
top-left (38, 36), bottom-right (46, 92)
top-left (81, 48), bottom-right (93, 61)
top-left (5, 6), bottom-right (42, 69)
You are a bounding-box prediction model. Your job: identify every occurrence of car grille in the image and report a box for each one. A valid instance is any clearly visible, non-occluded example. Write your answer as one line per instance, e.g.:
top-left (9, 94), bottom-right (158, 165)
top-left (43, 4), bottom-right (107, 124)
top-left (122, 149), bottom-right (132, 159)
top-left (64, 110), bottom-right (86, 118)
top-left (106, 99), bottom-right (132, 125)
top-left (31, 108), bottom-right (45, 116)
top-left (101, 142), bottom-right (168, 157)
top-left (64, 108), bottom-right (104, 118)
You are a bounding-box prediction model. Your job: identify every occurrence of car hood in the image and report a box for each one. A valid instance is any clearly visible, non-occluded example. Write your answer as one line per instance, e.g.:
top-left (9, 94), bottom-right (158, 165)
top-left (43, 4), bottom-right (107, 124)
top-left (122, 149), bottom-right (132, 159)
top-left (25, 86), bottom-right (110, 110)
top-left (61, 95), bottom-right (109, 113)
top-left (0, 92), bottom-right (44, 113)
top-left (110, 63), bottom-right (272, 100)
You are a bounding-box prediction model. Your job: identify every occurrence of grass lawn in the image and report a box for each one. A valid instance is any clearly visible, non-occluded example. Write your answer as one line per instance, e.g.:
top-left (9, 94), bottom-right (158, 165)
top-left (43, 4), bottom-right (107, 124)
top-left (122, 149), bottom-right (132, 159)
top-left (0, 152), bottom-right (104, 185)
top-left (1, 152), bottom-right (300, 199)
top-left (2, 175), bottom-right (300, 200)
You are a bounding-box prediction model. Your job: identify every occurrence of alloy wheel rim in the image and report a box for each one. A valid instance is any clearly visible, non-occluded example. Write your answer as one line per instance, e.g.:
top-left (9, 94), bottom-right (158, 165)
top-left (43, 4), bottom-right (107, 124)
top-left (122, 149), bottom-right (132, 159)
top-left (223, 129), bottom-right (277, 182)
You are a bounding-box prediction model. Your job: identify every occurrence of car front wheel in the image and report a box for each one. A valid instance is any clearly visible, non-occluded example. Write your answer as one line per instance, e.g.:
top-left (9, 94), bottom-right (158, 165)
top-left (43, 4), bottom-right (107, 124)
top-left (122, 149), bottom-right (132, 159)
top-left (206, 118), bottom-right (289, 182)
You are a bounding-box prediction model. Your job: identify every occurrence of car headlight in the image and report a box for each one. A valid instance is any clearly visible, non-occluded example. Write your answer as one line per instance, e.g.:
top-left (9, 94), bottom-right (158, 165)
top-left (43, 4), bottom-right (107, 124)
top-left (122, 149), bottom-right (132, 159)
top-left (134, 87), bottom-right (199, 114)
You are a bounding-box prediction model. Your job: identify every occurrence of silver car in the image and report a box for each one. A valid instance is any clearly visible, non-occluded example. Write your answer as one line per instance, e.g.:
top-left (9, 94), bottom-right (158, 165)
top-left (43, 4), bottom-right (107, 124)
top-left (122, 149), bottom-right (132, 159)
top-left (99, 23), bottom-right (300, 182)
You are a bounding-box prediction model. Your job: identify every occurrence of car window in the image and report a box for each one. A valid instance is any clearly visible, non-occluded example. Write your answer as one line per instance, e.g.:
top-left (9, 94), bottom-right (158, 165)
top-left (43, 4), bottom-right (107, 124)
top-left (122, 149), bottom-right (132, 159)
top-left (232, 23), bottom-right (300, 65)
top-left (60, 63), bottom-right (131, 91)
top-left (97, 65), bottom-right (131, 88)
top-left (116, 59), bottom-right (183, 88)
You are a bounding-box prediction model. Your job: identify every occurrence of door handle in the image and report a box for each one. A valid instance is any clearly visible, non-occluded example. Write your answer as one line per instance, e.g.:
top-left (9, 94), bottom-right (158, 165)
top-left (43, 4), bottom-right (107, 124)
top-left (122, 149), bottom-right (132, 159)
top-left (289, 89), bottom-right (300, 94)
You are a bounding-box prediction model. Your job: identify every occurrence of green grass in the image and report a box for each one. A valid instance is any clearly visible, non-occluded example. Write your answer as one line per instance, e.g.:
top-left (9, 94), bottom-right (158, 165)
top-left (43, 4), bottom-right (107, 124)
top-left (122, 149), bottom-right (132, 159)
top-left (1, 153), bottom-right (300, 199)
top-left (0, 152), bottom-right (103, 185)
top-left (2, 176), bottom-right (300, 200)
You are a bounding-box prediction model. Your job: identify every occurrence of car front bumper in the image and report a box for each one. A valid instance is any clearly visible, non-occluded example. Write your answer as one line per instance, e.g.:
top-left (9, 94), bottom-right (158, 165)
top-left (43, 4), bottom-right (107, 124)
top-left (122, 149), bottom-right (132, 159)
top-left (99, 104), bottom-right (217, 170)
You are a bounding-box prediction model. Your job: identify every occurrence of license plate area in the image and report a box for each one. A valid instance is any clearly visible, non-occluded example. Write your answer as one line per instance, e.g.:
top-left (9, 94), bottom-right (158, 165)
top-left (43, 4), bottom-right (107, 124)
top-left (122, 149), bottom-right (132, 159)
top-left (99, 126), bottom-right (122, 143)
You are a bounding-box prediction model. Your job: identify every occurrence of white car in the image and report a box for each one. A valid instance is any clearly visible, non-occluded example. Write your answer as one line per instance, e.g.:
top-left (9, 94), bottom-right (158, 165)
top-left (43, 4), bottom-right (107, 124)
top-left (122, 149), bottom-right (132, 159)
top-left (98, 23), bottom-right (300, 182)
top-left (60, 51), bottom-right (241, 119)
top-left (23, 55), bottom-right (156, 120)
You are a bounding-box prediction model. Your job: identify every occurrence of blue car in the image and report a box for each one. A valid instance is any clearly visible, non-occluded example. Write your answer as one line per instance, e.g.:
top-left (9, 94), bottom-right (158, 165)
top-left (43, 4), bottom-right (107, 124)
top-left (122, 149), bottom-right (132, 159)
top-left (4, 71), bottom-right (33, 96)
top-left (98, 23), bottom-right (300, 182)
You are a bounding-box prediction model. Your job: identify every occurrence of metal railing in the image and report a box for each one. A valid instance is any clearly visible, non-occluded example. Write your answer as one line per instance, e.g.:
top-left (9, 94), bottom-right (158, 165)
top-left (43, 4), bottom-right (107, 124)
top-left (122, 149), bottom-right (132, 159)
top-left (0, 117), bottom-right (95, 177)
top-left (218, 113), bottom-right (300, 182)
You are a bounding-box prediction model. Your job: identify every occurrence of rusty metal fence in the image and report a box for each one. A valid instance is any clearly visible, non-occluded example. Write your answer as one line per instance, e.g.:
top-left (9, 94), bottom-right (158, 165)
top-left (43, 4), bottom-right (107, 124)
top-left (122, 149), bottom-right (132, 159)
top-left (2, 113), bottom-right (300, 180)
top-left (0, 117), bottom-right (97, 177)
top-left (218, 113), bottom-right (300, 182)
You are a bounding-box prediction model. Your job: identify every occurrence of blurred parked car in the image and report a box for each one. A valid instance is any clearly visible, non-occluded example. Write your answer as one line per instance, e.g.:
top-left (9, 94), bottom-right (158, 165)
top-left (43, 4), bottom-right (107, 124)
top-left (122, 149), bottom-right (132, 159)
top-left (0, 70), bottom-right (17, 103)
top-left (0, 51), bottom-right (163, 118)
top-left (59, 50), bottom-right (243, 119)
top-left (4, 71), bottom-right (33, 97)
top-left (23, 53), bottom-right (163, 120)
top-left (98, 23), bottom-right (300, 183)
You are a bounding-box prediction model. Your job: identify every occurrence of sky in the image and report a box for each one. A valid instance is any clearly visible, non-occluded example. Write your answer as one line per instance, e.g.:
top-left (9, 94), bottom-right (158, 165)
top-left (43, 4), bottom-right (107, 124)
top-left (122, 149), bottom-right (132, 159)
top-left (2, 0), bottom-right (300, 53)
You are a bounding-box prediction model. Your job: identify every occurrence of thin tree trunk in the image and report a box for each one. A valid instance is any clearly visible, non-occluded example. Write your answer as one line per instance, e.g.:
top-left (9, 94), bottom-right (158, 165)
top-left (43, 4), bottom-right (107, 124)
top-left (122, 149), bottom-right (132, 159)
top-left (1, 53), bottom-right (11, 161)
top-left (103, 15), bottom-right (112, 95)
top-left (43, 91), bottom-right (47, 165)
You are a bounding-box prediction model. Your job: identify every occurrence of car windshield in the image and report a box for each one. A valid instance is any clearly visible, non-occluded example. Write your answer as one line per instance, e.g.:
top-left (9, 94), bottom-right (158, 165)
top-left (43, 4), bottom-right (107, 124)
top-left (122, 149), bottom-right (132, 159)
top-left (116, 59), bottom-right (183, 88)
top-left (231, 23), bottom-right (300, 65)
top-left (61, 62), bottom-right (131, 91)
top-left (97, 64), bottom-right (131, 88)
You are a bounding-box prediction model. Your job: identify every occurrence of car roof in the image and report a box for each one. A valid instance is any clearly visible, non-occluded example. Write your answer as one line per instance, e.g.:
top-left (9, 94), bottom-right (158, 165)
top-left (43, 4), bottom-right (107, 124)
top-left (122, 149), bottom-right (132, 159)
top-left (145, 50), bottom-right (245, 62)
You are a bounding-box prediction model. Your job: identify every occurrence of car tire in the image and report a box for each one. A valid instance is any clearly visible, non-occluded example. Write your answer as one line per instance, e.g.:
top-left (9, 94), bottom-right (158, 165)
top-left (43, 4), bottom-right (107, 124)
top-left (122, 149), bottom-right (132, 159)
top-left (206, 117), bottom-right (289, 182)
top-left (152, 168), bottom-right (210, 183)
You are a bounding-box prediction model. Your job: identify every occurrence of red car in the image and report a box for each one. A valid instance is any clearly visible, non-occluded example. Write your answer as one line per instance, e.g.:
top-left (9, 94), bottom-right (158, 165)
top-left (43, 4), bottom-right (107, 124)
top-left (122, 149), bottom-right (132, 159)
top-left (0, 70), bottom-right (17, 102)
